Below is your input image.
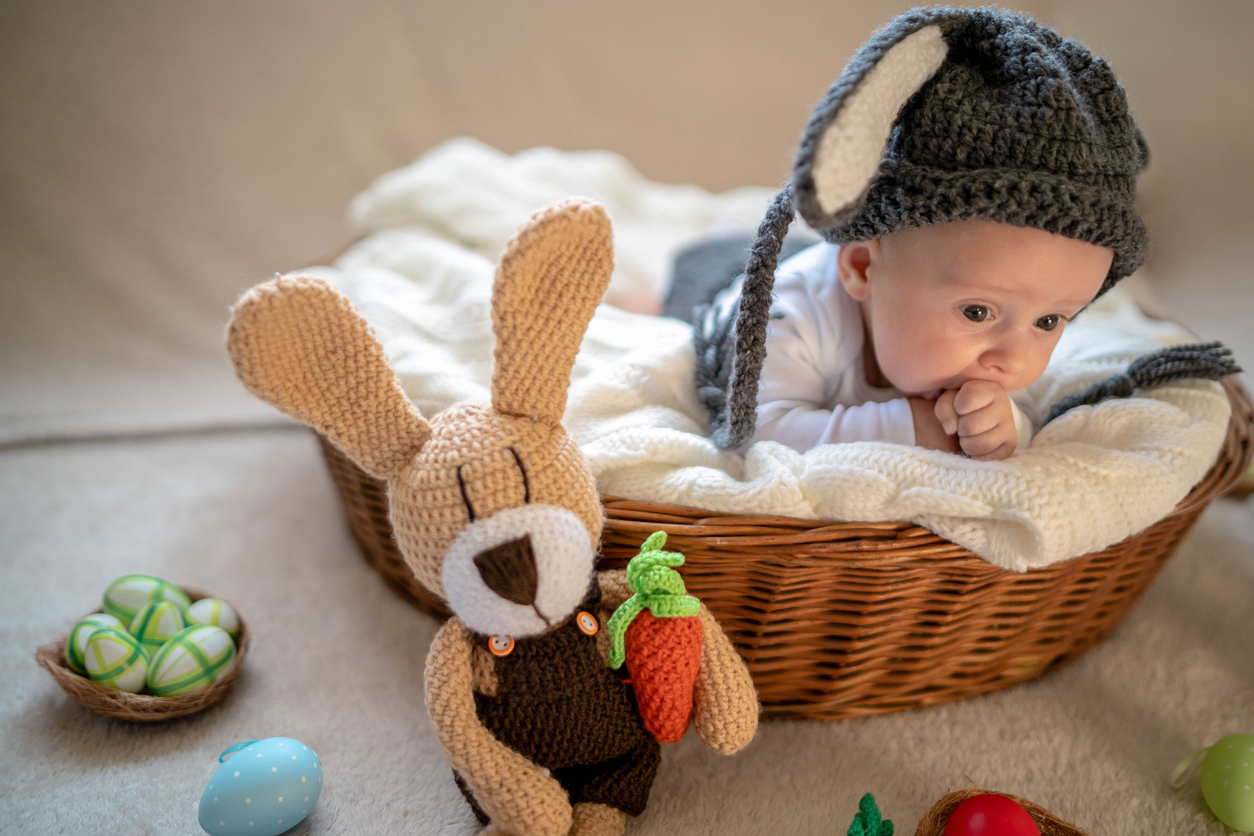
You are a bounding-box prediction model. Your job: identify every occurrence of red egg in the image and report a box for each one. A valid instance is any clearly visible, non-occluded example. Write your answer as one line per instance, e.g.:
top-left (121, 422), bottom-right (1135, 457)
top-left (943, 794), bottom-right (1041, 836)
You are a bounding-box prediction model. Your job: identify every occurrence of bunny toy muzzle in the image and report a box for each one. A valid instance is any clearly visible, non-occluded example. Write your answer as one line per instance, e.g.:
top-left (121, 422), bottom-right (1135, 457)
top-left (227, 198), bottom-right (758, 836)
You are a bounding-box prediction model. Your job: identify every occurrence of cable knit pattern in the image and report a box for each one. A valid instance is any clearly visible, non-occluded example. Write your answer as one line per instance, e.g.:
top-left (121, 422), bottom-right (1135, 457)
top-left (562, 288), bottom-right (1233, 571)
top-left (321, 151), bottom-right (1234, 572)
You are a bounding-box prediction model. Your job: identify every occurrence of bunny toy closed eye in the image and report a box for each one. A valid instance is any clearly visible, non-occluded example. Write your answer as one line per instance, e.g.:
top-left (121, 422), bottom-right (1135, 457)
top-left (226, 198), bottom-right (759, 836)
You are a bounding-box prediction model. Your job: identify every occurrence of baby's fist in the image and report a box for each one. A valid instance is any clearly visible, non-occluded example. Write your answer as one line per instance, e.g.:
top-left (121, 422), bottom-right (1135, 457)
top-left (934, 380), bottom-right (1017, 461)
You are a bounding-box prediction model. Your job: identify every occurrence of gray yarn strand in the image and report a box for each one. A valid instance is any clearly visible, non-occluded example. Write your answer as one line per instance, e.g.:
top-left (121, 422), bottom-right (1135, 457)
top-left (705, 184), bottom-right (796, 449)
top-left (1043, 341), bottom-right (1241, 425)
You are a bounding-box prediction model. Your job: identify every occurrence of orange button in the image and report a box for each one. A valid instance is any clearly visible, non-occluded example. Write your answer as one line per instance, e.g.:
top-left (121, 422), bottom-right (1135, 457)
top-left (488, 635), bottom-right (515, 657)
top-left (576, 611), bottom-right (599, 636)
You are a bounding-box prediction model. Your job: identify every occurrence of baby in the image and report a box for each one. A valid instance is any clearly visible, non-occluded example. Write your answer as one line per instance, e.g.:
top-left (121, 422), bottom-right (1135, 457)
top-left (687, 7), bottom-right (1151, 459)
top-left (753, 219), bottom-right (1113, 459)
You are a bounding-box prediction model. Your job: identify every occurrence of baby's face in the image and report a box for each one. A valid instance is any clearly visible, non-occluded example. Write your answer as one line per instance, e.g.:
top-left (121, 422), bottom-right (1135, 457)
top-left (839, 220), bottom-right (1114, 398)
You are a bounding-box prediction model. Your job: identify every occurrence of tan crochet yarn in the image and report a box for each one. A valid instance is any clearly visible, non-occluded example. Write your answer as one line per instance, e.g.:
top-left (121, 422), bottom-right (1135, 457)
top-left (228, 275), bottom-right (429, 481)
top-left (227, 198), bottom-right (759, 836)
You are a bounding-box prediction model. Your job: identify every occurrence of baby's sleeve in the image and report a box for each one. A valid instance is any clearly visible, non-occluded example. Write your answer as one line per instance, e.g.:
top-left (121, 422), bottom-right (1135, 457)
top-left (749, 264), bottom-right (916, 452)
top-left (1009, 392), bottom-right (1037, 452)
top-left (754, 396), bottom-right (916, 452)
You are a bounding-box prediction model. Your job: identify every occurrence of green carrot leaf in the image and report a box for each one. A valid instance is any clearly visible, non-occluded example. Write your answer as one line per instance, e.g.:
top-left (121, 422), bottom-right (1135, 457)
top-left (607, 530), bottom-right (701, 668)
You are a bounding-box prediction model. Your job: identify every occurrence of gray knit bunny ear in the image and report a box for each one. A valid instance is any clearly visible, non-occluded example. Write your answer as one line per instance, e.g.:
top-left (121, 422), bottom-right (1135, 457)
top-left (793, 18), bottom-right (948, 230)
top-left (695, 13), bottom-right (950, 450)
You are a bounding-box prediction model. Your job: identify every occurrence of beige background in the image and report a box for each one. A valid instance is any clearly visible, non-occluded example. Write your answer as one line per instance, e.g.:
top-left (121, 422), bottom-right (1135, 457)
top-left (2, 3), bottom-right (1252, 835)
top-left (2, 0), bottom-right (1251, 443)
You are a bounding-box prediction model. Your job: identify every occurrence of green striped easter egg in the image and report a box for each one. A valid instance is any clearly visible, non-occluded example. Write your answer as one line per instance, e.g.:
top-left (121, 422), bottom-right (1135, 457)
top-left (103, 574), bottom-right (191, 623)
top-left (147, 625), bottom-right (236, 697)
top-left (185, 597), bottom-right (240, 637)
top-left (65, 613), bottom-right (127, 673)
top-left (129, 600), bottom-right (185, 652)
top-left (84, 628), bottom-right (151, 693)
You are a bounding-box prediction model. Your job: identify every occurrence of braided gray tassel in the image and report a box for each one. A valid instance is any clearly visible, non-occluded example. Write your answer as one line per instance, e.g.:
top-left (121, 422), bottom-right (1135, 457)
top-left (701, 184), bottom-right (796, 449)
top-left (1043, 341), bottom-right (1241, 426)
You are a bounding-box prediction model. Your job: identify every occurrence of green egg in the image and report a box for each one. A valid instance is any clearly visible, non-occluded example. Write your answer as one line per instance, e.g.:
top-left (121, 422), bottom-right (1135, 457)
top-left (84, 628), bottom-right (150, 693)
top-left (102, 573), bottom-right (191, 623)
top-left (1200, 733), bottom-right (1254, 832)
top-left (128, 599), bottom-right (185, 651)
top-left (65, 613), bottom-right (127, 673)
top-left (147, 625), bottom-right (236, 697)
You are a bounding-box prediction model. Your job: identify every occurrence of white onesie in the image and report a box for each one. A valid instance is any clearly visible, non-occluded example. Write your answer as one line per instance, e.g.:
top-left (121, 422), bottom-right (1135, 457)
top-left (745, 242), bottom-right (1035, 453)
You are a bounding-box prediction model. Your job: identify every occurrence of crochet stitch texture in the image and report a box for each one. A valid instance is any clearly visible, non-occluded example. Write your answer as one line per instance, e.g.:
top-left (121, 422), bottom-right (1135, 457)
top-left (228, 197), bottom-right (761, 836)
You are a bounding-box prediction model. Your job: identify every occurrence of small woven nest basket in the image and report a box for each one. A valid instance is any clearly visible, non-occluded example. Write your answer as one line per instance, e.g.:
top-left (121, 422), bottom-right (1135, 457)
top-left (320, 378), bottom-right (1252, 721)
top-left (915, 789), bottom-right (1093, 836)
top-left (35, 586), bottom-right (249, 722)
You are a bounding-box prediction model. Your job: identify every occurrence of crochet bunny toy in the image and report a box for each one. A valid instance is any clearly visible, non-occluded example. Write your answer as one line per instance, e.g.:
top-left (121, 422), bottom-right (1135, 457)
top-left (226, 198), bottom-right (760, 836)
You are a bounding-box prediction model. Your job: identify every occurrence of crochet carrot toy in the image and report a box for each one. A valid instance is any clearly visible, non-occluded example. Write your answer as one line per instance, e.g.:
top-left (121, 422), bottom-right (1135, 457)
top-left (607, 531), bottom-right (703, 744)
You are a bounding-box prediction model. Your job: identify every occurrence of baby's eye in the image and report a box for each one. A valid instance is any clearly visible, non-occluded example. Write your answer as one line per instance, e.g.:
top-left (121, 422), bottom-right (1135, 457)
top-left (1035, 314), bottom-right (1062, 331)
top-left (961, 305), bottom-right (990, 322)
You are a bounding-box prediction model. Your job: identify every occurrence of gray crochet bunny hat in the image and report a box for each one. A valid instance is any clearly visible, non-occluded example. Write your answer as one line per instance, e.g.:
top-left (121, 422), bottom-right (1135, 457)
top-left (795, 5), bottom-right (1151, 286)
top-left (692, 6), bottom-right (1234, 450)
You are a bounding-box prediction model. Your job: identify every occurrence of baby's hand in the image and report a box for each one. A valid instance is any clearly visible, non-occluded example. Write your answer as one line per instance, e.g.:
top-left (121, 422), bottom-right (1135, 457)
top-left (934, 380), bottom-right (1017, 461)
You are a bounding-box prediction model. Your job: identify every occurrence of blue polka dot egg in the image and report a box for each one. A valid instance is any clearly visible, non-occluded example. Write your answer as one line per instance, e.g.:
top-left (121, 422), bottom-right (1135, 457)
top-left (198, 737), bottom-right (322, 836)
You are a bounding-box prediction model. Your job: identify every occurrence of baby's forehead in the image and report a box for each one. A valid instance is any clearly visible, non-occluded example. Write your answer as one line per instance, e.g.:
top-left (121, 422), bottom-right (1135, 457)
top-left (878, 220), bottom-right (1112, 304)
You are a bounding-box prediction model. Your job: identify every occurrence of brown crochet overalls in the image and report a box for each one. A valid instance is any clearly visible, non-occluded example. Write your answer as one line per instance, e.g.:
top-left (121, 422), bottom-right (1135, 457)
top-left (454, 584), bottom-right (661, 822)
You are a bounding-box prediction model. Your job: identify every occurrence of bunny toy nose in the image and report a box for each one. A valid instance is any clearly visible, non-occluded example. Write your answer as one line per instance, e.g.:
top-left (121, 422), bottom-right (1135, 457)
top-left (473, 535), bottom-right (539, 608)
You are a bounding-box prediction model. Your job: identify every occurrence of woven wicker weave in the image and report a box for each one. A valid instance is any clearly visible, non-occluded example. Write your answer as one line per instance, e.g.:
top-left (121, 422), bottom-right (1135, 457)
top-left (318, 378), bottom-right (1252, 721)
top-left (35, 586), bottom-right (248, 722)
top-left (915, 789), bottom-right (1092, 836)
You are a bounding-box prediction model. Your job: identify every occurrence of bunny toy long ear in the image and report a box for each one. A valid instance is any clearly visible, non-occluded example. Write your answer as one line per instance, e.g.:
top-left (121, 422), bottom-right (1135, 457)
top-left (793, 15), bottom-right (947, 229)
top-left (491, 198), bottom-right (614, 423)
top-left (227, 274), bottom-right (430, 480)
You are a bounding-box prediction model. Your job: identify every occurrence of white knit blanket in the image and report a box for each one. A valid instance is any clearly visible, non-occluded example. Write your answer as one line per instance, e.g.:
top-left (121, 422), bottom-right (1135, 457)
top-left (325, 138), bottom-right (1231, 571)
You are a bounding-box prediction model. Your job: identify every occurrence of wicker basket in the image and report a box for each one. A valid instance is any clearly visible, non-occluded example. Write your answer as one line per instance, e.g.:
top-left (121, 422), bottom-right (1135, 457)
top-left (35, 586), bottom-right (249, 722)
top-left (915, 789), bottom-right (1093, 836)
top-left (319, 378), bottom-right (1252, 721)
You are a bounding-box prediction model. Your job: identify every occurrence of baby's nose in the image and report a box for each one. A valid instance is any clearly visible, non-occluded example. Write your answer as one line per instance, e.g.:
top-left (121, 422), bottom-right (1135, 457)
top-left (979, 337), bottom-right (1028, 380)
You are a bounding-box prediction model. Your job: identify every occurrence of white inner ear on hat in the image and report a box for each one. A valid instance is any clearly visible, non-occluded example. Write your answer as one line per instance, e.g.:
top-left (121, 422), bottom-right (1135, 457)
top-left (813, 25), bottom-right (948, 216)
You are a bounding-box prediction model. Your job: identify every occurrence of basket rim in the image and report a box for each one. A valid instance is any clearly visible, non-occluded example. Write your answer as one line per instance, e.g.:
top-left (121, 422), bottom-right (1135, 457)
top-left (35, 584), bottom-right (249, 722)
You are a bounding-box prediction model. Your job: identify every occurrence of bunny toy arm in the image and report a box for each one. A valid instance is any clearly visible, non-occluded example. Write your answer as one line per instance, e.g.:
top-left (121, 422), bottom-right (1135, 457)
top-left (691, 604), bottom-right (759, 754)
top-left (425, 618), bottom-right (574, 836)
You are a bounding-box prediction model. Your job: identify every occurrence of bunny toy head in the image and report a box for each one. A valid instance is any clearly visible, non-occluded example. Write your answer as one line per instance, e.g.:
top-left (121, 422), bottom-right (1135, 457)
top-left (227, 198), bottom-right (612, 638)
